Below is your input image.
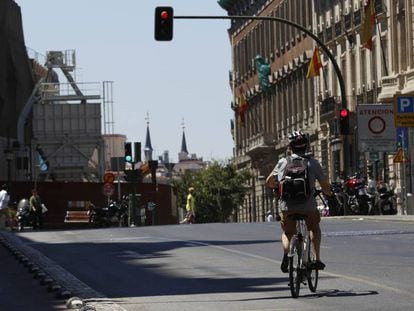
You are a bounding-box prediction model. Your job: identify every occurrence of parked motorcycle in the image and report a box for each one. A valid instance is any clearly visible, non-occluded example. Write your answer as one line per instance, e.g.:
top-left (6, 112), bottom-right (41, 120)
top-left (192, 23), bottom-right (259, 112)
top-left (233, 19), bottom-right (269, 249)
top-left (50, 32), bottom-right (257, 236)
top-left (89, 200), bottom-right (129, 227)
top-left (345, 174), bottom-right (372, 215)
top-left (329, 181), bottom-right (348, 216)
top-left (15, 198), bottom-right (32, 231)
top-left (374, 183), bottom-right (397, 215)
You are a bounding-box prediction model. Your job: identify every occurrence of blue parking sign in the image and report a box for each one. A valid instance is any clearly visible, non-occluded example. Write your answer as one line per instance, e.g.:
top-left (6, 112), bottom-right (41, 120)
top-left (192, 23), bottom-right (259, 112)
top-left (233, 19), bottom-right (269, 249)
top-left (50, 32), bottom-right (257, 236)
top-left (397, 97), bottom-right (414, 113)
top-left (394, 95), bottom-right (414, 127)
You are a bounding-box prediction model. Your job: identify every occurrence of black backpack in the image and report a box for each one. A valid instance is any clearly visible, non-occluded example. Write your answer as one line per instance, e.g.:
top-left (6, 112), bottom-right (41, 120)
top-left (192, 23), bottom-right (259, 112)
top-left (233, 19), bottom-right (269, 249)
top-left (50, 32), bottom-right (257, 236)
top-left (279, 156), bottom-right (310, 203)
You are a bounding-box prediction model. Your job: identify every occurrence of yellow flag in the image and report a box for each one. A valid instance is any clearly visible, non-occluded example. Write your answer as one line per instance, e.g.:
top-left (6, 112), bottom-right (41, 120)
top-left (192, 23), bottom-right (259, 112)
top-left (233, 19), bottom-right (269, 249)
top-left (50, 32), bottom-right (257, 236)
top-left (306, 47), bottom-right (323, 79)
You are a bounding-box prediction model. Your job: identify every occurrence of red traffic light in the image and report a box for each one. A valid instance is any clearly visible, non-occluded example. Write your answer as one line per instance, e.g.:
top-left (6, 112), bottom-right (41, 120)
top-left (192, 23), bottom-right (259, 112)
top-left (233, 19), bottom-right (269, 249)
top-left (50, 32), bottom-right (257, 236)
top-left (160, 11), bottom-right (169, 20)
top-left (154, 6), bottom-right (173, 41)
top-left (340, 109), bottom-right (349, 118)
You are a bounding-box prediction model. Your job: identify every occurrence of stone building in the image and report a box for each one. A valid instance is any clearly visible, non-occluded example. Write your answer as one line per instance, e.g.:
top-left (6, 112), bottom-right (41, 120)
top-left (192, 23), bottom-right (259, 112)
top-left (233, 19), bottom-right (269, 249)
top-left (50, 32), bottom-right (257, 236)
top-left (219, 0), bottom-right (412, 221)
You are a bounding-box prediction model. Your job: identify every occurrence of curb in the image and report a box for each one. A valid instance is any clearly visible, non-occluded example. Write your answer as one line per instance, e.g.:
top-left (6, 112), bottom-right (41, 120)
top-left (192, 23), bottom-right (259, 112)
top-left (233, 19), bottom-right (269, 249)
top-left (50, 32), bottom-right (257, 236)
top-left (0, 232), bottom-right (127, 311)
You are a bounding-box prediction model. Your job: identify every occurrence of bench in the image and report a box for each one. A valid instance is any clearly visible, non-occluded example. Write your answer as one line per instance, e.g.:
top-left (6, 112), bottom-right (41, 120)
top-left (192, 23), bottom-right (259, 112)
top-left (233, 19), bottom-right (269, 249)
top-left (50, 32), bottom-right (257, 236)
top-left (64, 210), bottom-right (91, 223)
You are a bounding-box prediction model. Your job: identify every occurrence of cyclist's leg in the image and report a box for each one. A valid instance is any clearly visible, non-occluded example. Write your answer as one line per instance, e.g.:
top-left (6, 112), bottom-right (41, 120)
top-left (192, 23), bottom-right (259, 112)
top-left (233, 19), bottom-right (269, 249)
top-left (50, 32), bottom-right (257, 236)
top-left (280, 211), bottom-right (296, 252)
top-left (305, 210), bottom-right (325, 269)
top-left (280, 211), bottom-right (296, 272)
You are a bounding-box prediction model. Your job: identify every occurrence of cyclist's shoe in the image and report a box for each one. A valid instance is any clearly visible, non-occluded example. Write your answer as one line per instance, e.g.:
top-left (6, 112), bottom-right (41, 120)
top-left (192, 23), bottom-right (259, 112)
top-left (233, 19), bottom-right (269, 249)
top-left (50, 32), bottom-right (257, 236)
top-left (281, 253), bottom-right (289, 273)
top-left (309, 260), bottom-right (325, 270)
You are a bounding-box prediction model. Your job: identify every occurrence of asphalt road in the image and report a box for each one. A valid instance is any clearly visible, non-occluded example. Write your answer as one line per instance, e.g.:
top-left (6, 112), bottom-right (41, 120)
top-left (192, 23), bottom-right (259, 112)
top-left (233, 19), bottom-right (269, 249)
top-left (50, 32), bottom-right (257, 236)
top-left (2, 216), bottom-right (414, 311)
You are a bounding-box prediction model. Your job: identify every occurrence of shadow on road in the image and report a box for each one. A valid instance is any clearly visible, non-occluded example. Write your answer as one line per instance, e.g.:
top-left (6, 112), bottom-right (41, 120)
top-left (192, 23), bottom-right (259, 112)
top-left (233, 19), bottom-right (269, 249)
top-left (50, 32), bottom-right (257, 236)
top-left (14, 232), bottom-right (284, 299)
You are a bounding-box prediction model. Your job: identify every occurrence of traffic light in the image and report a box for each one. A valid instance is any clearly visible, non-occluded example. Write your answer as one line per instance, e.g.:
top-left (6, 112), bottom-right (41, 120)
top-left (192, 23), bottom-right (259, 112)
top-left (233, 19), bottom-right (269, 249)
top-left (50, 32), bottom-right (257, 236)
top-left (124, 142), bottom-right (133, 163)
top-left (154, 7), bottom-right (173, 41)
top-left (339, 108), bottom-right (350, 135)
top-left (134, 142), bottom-right (141, 162)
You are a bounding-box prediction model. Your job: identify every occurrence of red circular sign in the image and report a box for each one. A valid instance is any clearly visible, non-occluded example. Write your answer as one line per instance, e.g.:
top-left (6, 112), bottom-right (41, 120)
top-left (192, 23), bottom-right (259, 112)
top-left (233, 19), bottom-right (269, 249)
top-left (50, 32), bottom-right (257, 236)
top-left (102, 183), bottom-right (115, 196)
top-left (104, 172), bottom-right (115, 183)
top-left (368, 116), bottom-right (386, 134)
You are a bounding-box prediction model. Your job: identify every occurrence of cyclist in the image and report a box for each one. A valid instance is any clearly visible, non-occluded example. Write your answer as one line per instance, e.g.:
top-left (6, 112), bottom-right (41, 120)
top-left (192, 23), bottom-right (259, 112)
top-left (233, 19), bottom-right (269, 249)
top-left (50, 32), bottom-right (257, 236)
top-left (266, 130), bottom-right (332, 273)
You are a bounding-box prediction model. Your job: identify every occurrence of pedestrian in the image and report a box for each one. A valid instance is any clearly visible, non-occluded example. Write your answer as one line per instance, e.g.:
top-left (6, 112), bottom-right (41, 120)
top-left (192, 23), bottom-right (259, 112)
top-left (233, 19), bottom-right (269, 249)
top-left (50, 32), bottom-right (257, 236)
top-left (266, 130), bottom-right (333, 273)
top-left (266, 210), bottom-right (274, 222)
top-left (0, 184), bottom-right (10, 230)
top-left (180, 187), bottom-right (195, 224)
top-left (29, 189), bottom-right (43, 230)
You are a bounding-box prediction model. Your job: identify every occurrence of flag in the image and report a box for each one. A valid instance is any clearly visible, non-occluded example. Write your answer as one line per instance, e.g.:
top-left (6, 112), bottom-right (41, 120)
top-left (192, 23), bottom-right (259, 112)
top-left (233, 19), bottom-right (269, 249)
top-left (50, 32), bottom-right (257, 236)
top-left (306, 47), bottom-right (323, 78)
top-left (238, 89), bottom-right (249, 126)
top-left (361, 0), bottom-right (375, 50)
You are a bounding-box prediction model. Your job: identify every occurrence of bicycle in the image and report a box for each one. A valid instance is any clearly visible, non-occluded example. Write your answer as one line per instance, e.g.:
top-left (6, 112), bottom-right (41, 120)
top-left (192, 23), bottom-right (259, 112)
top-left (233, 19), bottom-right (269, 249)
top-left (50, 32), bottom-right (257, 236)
top-left (287, 214), bottom-right (319, 298)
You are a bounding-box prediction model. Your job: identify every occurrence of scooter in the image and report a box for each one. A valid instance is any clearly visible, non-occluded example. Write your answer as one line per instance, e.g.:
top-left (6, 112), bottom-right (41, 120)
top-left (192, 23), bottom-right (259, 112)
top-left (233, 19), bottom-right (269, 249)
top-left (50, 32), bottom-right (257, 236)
top-left (374, 184), bottom-right (397, 215)
top-left (15, 198), bottom-right (32, 231)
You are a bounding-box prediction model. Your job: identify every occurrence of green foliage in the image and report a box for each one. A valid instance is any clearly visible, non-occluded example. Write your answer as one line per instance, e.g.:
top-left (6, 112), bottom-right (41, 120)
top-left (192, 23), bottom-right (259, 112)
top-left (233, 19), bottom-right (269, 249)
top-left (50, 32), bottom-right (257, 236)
top-left (172, 161), bottom-right (251, 223)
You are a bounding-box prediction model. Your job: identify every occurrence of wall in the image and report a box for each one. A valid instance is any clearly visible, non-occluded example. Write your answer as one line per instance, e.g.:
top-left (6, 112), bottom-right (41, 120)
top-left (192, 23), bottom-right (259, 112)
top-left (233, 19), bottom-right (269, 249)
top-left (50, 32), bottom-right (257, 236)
top-left (4, 180), bottom-right (178, 229)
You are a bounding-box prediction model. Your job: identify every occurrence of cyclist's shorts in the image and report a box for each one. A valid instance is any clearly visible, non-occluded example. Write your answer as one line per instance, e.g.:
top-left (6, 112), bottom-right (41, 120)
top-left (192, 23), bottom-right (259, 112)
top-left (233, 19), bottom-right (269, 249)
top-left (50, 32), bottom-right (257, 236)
top-left (280, 210), bottom-right (321, 234)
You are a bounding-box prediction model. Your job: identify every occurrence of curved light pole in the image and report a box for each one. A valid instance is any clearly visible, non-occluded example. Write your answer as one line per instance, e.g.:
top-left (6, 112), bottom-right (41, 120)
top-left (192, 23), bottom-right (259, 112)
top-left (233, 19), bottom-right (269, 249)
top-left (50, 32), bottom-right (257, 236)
top-left (174, 14), bottom-right (350, 177)
top-left (174, 15), bottom-right (346, 109)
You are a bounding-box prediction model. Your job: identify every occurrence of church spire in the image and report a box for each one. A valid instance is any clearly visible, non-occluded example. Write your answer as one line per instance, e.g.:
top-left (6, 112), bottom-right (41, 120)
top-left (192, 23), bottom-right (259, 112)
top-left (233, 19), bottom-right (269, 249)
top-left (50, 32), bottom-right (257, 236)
top-left (180, 118), bottom-right (188, 154)
top-left (144, 113), bottom-right (153, 161)
top-left (178, 118), bottom-right (189, 162)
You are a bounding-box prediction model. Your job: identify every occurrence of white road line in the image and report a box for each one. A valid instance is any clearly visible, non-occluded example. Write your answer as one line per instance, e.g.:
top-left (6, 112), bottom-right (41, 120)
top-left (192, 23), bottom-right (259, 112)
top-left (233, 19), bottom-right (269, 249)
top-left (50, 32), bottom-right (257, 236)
top-left (185, 239), bottom-right (413, 296)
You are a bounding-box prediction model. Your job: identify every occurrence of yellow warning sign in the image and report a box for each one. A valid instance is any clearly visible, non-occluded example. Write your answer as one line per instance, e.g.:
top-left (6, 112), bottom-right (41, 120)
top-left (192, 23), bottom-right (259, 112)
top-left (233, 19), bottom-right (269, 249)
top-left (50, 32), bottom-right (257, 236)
top-left (393, 149), bottom-right (410, 163)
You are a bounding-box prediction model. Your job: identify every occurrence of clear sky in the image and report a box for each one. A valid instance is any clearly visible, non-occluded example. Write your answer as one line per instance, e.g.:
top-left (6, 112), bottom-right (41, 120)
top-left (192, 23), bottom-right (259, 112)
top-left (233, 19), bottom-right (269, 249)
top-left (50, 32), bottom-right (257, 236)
top-left (16, 1), bottom-right (234, 162)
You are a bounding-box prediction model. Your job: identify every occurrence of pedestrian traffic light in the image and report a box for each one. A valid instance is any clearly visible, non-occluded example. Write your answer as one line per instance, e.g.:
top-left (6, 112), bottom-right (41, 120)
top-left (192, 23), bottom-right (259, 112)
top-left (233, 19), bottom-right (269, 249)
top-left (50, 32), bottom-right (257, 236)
top-left (124, 142), bottom-right (133, 163)
top-left (154, 7), bottom-right (173, 41)
top-left (339, 108), bottom-right (350, 135)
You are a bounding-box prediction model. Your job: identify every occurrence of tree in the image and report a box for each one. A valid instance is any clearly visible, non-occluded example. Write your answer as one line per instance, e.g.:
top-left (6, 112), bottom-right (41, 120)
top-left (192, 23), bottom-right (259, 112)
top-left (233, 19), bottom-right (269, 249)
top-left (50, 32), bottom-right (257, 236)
top-left (172, 161), bottom-right (251, 223)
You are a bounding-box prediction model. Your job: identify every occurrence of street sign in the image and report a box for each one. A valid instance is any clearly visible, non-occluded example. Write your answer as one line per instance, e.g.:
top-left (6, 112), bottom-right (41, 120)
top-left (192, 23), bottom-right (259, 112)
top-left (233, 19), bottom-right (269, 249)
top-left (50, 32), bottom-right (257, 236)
top-left (393, 95), bottom-right (414, 127)
top-left (102, 183), bottom-right (115, 196)
top-left (357, 104), bottom-right (396, 152)
top-left (396, 127), bottom-right (409, 149)
top-left (104, 172), bottom-right (115, 183)
top-left (393, 149), bottom-right (410, 163)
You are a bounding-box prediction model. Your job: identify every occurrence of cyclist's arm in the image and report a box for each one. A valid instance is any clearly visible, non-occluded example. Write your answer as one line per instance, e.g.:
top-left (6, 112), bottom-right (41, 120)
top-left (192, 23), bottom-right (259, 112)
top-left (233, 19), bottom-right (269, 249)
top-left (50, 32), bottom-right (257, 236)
top-left (319, 179), bottom-right (333, 197)
top-left (311, 158), bottom-right (333, 197)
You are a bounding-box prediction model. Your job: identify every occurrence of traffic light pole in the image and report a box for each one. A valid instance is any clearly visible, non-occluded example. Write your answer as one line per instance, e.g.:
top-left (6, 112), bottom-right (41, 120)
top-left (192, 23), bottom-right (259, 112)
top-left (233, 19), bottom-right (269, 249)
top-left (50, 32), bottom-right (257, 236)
top-left (174, 15), bottom-right (346, 109)
top-left (174, 14), bottom-right (349, 176)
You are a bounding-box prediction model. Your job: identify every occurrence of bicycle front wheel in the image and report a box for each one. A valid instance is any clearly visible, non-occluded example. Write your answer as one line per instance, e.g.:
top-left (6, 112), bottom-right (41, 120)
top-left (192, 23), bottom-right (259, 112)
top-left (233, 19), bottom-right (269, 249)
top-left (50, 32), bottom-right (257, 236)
top-left (306, 238), bottom-right (319, 292)
top-left (289, 237), bottom-right (302, 298)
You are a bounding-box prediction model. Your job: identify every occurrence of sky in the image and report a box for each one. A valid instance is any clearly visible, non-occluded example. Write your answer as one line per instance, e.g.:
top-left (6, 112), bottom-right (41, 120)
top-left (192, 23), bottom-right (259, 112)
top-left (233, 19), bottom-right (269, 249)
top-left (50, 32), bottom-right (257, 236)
top-left (16, 1), bottom-right (234, 163)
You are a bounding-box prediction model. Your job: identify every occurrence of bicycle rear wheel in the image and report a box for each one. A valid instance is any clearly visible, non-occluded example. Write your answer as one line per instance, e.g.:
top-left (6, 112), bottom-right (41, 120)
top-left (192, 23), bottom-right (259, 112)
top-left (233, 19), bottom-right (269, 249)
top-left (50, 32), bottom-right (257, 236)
top-left (306, 238), bottom-right (319, 292)
top-left (289, 237), bottom-right (302, 298)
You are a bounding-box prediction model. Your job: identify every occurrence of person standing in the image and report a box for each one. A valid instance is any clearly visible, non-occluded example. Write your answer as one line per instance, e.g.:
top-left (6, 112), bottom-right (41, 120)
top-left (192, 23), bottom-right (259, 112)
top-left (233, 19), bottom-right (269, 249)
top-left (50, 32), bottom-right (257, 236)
top-left (266, 131), bottom-right (332, 273)
top-left (29, 189), bottom-right (43, 230)
top-left (0, 184), bottom-right (10, 230)
top-left (181, 187), bottom-right (195, 224)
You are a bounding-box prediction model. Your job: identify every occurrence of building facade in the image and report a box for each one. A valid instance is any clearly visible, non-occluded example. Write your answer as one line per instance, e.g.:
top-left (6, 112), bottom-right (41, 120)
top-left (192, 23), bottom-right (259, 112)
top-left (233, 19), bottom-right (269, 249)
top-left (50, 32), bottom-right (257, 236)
top-left (220, 0), bottom-right (413, 221)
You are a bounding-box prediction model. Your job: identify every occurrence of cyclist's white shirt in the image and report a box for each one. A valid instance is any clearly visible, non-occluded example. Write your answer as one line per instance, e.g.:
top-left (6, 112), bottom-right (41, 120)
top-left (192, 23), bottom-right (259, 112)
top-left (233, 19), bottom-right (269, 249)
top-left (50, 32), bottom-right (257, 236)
top-left (272, 153), bottom-right (326, 212)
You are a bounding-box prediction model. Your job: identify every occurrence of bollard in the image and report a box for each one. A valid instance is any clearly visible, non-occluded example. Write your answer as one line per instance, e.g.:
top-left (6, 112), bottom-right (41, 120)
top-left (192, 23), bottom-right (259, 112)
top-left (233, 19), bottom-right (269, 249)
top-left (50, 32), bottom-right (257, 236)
top-left (406, 193), bottom-right (414, 215)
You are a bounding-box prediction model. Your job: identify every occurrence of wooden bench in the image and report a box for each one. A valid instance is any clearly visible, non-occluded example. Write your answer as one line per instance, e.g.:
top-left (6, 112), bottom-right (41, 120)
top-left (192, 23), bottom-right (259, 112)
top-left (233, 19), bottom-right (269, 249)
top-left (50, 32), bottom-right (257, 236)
top-left (64, 210), bottom-right (91, 223)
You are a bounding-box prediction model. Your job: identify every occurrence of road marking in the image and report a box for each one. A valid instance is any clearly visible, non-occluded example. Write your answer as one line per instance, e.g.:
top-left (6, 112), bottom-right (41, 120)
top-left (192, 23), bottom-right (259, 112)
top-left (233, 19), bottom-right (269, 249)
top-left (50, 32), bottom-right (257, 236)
top-left (186, 239), bottom-right (413, 296)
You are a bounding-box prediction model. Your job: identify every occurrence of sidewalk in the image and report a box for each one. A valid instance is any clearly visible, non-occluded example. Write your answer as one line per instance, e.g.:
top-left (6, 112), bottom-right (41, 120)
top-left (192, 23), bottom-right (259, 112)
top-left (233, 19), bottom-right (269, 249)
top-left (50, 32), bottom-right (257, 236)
top-left (0, 232), bottom-right (68, 311)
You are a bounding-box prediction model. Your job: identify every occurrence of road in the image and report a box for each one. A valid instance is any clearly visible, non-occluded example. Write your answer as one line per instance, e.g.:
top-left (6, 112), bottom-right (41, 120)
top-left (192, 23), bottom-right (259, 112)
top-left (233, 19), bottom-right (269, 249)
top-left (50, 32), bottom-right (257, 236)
top-left (2, 216), bottom-right (414, 311)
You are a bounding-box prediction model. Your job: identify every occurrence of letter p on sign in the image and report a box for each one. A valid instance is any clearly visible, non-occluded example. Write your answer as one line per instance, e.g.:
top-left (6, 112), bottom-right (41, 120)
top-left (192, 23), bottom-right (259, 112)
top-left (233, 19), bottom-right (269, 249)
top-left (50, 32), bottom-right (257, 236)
top-left (397, 97), bottom-right (414, 113)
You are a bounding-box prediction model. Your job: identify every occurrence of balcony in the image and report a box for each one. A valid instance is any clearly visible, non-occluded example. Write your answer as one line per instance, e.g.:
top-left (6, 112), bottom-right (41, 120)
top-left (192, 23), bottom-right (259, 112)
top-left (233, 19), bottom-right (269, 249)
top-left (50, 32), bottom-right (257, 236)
top-left (320, 97), bottom-right (337, 122)
top-left (245, 132), bottom-right (275, 159)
